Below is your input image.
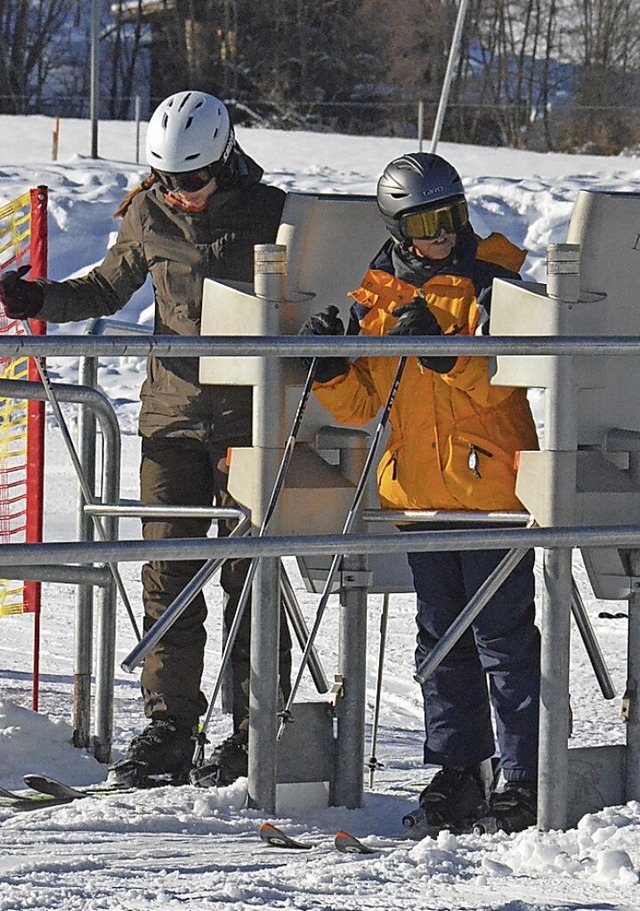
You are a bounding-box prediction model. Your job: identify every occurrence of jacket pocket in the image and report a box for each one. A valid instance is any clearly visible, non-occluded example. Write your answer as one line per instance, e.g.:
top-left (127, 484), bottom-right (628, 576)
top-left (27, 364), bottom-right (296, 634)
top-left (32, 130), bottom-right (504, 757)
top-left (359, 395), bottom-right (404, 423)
top-left (376, 441), bottom-right (407, 507)
top-left (443, 432), bottom-right (520, 510)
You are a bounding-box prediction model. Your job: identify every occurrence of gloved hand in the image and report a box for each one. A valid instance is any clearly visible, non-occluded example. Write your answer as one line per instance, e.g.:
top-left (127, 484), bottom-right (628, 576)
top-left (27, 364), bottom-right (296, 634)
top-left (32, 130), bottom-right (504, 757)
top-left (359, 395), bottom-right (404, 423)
top-left (298, 305), bottom-right (348, 383)
top-left (0, 265), bottom-right (44, 319)
top-left (389, 297), bottom-right (456, 374)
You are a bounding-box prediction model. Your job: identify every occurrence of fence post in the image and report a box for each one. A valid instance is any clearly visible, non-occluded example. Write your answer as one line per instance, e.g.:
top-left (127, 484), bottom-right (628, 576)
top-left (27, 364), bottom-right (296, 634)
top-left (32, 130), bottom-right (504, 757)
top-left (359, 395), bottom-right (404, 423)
top-left (52, 117), bottom-right (60, 161)
top-left (135, 95), bottom-right (141, 164)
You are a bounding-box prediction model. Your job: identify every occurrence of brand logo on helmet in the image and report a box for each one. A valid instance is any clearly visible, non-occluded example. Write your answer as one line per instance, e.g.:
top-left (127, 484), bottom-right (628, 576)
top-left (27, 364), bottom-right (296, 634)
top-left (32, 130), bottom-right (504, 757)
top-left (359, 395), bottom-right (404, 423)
top-left (422, 186), bottom-right (445, 197)
top-left (220, 128), bottom-right (235, 166)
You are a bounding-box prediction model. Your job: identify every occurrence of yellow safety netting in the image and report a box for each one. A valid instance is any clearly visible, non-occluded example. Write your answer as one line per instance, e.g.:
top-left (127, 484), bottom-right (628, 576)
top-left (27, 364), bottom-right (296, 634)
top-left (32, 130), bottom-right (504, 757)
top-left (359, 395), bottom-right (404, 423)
top-left (0, 190), bottom-right (36, 616)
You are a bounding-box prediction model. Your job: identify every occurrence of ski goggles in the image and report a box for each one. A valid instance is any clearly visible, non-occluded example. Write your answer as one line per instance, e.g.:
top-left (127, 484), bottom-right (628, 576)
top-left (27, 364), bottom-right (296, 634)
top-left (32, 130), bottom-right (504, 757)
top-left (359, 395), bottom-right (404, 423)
top-left (400, 198), bottom-right (469, 240)
top-left (155, 163), bottom-right (222, 194)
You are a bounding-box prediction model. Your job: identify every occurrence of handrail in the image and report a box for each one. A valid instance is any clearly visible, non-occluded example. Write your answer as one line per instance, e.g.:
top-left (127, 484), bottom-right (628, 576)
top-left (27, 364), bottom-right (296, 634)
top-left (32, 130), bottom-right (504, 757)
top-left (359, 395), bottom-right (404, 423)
top-left (3, 334), bottom-right (640, 358)
top-left (1, 523), bottom-right (640, 567)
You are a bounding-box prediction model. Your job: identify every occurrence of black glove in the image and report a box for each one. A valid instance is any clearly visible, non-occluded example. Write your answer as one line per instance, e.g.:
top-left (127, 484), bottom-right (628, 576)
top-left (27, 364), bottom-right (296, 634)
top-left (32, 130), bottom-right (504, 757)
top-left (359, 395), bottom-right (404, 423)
top-left (389, 298), bottom-right (456, 374)
top-left (298, 305), bottom-right (348, 383)
top-left (0, 265), bottom-right (44, 319)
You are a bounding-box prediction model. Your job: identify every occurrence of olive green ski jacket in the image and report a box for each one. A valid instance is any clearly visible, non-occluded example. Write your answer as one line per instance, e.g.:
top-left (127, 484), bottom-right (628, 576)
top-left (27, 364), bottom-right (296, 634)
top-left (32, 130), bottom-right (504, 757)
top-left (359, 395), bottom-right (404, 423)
top-left (36, 158), bottom-right (285, 444)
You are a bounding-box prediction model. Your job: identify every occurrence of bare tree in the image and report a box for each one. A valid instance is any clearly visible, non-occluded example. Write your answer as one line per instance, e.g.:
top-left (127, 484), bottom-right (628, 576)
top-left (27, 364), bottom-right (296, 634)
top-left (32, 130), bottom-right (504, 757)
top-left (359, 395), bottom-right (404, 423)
top-left (0, 0), bottom-right (80, 114)
top-left (108, 1), bottom-right (148, 120)
top-left (563, 0), bottom-right (640, 152)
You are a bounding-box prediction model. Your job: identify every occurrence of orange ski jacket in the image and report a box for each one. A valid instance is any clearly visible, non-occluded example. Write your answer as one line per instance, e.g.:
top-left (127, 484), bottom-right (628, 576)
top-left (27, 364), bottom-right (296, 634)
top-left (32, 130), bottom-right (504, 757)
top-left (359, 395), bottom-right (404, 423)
top-left (313, 232), bottom-right (539, 512)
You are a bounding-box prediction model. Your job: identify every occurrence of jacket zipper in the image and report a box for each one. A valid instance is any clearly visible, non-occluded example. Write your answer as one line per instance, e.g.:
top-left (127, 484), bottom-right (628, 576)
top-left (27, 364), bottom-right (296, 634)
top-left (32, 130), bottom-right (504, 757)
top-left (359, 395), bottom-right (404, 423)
top-left (467, 442), bottom-right (493, 479)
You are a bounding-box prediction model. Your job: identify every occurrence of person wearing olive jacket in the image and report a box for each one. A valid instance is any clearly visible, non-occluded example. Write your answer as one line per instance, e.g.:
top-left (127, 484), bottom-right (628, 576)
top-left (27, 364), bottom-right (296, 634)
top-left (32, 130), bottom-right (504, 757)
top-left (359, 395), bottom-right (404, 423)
top-left (0, 91), bottom-right (291, 789)
top-left (299, 153), bottom-right (541, 834)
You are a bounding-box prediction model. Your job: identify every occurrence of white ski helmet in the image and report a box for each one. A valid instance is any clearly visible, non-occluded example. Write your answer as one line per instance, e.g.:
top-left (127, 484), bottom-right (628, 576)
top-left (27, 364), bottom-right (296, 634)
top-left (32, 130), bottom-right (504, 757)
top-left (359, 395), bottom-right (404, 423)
top-left (145, 91), bottom-right (234, 173)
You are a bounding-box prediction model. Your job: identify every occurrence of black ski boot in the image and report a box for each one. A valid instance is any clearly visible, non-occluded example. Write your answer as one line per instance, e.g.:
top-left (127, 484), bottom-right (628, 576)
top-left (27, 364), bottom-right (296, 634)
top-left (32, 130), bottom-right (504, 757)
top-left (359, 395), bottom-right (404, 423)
top-left (419, 765), bottom-right (488, 831)
top-left (476, 780), bottom-right (538, 834)
top-left (109, 717), bottom-right (195, 787)
top-left (190, 730), bottom-right (248, 788)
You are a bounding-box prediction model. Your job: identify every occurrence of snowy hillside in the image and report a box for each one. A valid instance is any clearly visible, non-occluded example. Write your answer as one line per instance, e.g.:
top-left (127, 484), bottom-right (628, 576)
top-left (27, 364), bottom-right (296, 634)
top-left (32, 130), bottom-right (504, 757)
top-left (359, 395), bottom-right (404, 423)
top-left (2, 114), bottom-right (640, 910)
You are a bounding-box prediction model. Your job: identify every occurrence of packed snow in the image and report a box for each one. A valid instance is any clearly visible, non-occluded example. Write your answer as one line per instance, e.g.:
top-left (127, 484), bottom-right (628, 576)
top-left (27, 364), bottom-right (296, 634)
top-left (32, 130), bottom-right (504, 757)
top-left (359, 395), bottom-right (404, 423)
top-left (2, 114), bottom-right (640, 910)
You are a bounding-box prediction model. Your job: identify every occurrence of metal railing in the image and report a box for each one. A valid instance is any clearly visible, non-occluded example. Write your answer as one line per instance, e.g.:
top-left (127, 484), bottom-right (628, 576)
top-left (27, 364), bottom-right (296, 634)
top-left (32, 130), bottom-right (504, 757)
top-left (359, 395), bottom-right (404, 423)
top-left (2, 330), bottom-right (639, 825)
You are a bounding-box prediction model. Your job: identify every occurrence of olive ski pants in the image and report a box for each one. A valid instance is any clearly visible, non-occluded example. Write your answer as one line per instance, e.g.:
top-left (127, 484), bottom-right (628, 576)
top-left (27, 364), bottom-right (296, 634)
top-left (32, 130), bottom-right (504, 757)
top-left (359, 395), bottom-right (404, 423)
top-left (139, 436), bottom-right (292, 731)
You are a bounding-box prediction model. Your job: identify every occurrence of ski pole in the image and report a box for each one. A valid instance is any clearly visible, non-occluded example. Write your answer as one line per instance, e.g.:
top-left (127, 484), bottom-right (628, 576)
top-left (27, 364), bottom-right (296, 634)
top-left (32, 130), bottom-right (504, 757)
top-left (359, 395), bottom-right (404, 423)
top-left (193, 358), bottom-right (320, 763)
top-left (280, 562), bottom-right (329, 694)
top-left (20, 316), bottom-right (141, 640)
top-left (413, 523), bottom-right (536, 686)
top-left (277, 355), bottom-right (408, 740)
top-left (367, 593), bottom-right (390, 789)
top-left (120, 514), bottom-right (251, 673)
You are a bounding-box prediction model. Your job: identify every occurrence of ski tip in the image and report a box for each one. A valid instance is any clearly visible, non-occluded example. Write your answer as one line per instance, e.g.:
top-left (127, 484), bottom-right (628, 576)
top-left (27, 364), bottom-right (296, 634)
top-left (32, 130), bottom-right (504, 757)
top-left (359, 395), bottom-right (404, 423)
top-left (259, 822), bottom-right (312, 850)
top-left (334, 830), bottom-right (377, 855)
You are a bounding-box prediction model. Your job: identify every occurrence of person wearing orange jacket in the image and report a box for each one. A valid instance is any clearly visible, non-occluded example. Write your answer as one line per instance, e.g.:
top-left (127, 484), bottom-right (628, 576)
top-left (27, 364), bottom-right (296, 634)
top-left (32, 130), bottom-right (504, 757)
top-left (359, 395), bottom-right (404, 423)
top-left (299, 152), bottom-right (541, 834)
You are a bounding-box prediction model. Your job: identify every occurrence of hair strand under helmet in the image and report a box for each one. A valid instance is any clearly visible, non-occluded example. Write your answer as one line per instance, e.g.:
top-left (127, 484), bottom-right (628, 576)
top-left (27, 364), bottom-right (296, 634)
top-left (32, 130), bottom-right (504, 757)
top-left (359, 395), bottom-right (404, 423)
top-left (376, 152), bottom-right (465, 242)
top-left (145, 91), bottom-right (235, 174)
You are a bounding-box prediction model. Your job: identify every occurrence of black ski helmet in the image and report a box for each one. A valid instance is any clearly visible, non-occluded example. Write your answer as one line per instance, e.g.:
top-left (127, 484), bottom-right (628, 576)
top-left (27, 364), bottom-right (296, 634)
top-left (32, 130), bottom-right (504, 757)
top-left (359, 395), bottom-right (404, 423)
top-left (376, 152), bottom-right (465, 242)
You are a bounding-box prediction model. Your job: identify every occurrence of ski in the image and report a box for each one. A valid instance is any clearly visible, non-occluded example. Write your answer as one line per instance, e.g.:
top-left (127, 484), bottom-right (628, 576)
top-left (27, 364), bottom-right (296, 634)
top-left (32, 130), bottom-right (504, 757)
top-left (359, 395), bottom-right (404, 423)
top-left (23, 771), bottom-right (185, 802)
top-left (24, 774), bottom-right (94, 800)
top-left (0, 785), bottom-right (27, 801)
top-left (259, 822), bottom-right (313, 850)
top-left (0, 784), bottom-right (74, 812)
top-left (259, 824), bottom-right (389, 855)
top-left (333, 830), bottom-right (378, 855)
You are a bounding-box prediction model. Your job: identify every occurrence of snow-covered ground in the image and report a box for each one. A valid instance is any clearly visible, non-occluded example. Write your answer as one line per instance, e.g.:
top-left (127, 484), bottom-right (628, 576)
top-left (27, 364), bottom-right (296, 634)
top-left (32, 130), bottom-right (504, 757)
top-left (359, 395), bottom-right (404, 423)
top-left (2, 114), bottom-right (640, 910)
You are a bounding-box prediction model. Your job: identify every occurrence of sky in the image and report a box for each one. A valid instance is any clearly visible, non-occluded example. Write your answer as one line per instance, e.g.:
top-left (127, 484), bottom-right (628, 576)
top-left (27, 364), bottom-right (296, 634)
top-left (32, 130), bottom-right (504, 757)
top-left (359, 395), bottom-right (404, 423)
top-left (2, 114), bottom-right (640, 910)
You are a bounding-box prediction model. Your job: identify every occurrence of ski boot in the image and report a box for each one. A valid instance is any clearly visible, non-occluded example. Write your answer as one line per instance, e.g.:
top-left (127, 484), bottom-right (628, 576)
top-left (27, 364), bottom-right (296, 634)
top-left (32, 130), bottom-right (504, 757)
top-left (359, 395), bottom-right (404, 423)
top-left (473, 780), bottom-right (538, 835)
top-left (190, 730), bottom-right (248, 788)
top-left (416, 764), bottom-right (489, 832)
top-left (108, 717), bottom-right (195, 788)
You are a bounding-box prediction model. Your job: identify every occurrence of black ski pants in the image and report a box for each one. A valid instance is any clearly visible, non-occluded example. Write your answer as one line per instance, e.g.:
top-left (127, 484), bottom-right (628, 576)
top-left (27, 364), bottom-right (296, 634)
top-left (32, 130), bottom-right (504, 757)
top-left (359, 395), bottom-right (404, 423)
top-left (139, 436), bottom-right (292, 731)
top-left (405, 537), bottom-right (540, 781)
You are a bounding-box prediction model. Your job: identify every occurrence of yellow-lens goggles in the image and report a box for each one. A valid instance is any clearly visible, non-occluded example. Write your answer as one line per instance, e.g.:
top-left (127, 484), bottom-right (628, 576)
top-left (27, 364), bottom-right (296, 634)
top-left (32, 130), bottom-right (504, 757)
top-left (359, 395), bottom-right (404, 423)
top-left (400, 199), bottom-right (469, 240)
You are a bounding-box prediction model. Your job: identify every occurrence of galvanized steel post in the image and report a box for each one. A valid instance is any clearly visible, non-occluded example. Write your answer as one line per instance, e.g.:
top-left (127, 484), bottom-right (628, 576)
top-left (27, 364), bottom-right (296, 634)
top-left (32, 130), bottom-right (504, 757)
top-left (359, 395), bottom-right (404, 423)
top-left (248, 244), bottom-right (288, 812)
top-left (333, 434), bottom-right (371, 808)
top-left (538, 243), bottom-right (581, 830)
top-left (73, 356), bottom-right (97, 749)
top-left (625, 453), bottom-right (640, 800)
